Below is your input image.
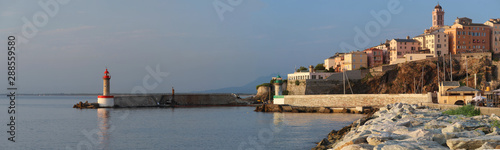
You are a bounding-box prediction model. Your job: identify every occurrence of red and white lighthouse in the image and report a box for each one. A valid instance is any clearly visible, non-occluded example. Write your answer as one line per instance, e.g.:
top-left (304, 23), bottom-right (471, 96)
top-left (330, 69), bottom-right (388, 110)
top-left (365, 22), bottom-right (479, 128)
top-left (98, 69), bottom-right (114, 107)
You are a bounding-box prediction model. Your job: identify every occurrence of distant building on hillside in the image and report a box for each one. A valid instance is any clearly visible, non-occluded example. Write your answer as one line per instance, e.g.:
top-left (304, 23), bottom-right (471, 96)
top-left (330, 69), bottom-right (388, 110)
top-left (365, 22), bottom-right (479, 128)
top-left (444, 17), bottom-right (491, 54)
top-left (413, 29), bottom-right (449, 57)
top-left (343, 51), bottom-right (367, 70)
top-left (363, 48), bottom-right (384, 68)
top-left (484, 18), bottom-right (500, 53)
top-left (389, 37), bottom-right (420, 64)
top-left (324, 53), bottom-right (345, 72)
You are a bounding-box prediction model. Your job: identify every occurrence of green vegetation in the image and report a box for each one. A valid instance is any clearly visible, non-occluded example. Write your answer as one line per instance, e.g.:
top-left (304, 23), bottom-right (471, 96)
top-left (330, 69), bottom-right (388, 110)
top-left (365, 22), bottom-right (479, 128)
top-left (492, 120), bottom-right (500, 128)
top-left (326, 67), bottom-right (335, 72)
top-left (297, 66), bottom-right (308, 72)
top-left (314, 63), bottom-right (325, 70)
top-left (358, 66), bottom-right (367, 70)
top-left (443, 104), bottom-right (481, 117)
top-left (295, 80), bottom-right (300, 86)
top-left (256, 83), bottom-right (271, 90)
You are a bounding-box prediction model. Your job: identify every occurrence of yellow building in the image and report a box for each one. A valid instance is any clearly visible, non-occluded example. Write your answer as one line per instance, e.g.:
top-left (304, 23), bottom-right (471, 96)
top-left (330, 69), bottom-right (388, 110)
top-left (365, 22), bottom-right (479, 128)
top-left (438, 81), bottom-right (480, 105)
top-left (343, 51), bottom-right (367, 70)
top-left (413, 29), bottom-right (449, 56)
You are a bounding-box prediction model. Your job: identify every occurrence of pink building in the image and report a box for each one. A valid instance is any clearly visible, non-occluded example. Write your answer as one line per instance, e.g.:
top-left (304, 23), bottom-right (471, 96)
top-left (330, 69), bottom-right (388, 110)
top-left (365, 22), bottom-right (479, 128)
top-left (363, 48), bottom-right (384, 68)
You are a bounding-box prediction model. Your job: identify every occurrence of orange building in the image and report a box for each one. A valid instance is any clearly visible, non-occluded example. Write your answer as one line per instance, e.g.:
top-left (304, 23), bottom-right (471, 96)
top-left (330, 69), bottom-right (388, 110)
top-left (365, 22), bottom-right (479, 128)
top-left (444, 17), bottom-right (491, 54)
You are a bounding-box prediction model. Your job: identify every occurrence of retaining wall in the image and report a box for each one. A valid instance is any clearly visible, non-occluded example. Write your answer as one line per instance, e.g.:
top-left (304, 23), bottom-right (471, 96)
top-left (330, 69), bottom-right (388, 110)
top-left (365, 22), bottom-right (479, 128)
top-left (281, 93), bottom-right (431, 107)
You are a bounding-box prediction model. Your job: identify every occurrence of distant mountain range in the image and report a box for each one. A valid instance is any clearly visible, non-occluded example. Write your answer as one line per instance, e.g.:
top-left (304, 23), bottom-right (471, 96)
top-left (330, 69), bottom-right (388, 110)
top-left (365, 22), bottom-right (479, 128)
top-left (193, 74), bottom-right (277, 94)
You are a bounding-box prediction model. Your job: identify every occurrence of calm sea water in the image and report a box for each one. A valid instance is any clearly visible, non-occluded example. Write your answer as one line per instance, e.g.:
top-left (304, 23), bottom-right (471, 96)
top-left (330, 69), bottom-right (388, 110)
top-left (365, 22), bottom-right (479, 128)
top-left (0, 96), bottom-right (364, 150)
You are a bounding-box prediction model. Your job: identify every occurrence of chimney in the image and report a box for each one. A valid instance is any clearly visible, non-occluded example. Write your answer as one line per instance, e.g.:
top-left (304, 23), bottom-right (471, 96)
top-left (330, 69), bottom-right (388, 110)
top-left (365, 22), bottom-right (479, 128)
top-left (309, 65), bottom-right (314, 73)
top-left (406, 36), bottom-right (410, 39)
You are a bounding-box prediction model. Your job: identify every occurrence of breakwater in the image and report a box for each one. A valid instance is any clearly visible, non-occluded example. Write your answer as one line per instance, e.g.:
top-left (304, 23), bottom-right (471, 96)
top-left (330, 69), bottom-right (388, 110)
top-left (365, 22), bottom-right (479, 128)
top-left (313, 103), bottom-right (500, 150)
top-left (113, 94), bottom-right (250, 107)
top-left (254, 104), bottom-right (377, 114)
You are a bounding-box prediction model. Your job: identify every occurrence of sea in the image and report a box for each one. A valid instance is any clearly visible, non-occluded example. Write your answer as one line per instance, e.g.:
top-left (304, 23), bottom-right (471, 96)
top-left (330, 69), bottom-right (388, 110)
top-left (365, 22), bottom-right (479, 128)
top-left (0, 95), bottom-right (364, 150)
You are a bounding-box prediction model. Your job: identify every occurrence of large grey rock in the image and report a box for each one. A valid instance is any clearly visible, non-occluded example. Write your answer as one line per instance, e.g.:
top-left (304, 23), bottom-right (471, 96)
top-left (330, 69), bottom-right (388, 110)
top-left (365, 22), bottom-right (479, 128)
top-left (490, 114), bottom-right (500, 121)
top-left (374, 140), bottom-right (448, 150)
top-left (477, 142), bottom-right (500, 150)
top-left (441, 123), bottom-right (463, 134)
top-left (340, 144), bottom-right (374, 150)
top-left (446, 135), bottom-right (500, 149)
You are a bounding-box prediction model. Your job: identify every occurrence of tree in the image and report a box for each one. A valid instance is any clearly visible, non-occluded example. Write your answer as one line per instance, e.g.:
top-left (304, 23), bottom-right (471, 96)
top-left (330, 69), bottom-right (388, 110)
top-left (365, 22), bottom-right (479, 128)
top-left (314, 63), bottom-right (326, 70)
top-left (326, 67), bottom-right (335, 72)
top-left (297, 66), bottom-right (308, 72)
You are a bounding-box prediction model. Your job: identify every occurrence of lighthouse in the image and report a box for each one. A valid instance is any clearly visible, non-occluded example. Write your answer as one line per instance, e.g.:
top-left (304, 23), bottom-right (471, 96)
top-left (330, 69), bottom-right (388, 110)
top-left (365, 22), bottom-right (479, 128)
top-left (98, 69), bottom-right (114, 107)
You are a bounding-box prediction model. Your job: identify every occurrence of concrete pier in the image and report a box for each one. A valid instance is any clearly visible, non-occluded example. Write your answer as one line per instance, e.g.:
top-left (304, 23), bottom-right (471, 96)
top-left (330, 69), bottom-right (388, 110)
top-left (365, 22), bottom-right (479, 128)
top-left (113, 93), bottom-right (247, 107)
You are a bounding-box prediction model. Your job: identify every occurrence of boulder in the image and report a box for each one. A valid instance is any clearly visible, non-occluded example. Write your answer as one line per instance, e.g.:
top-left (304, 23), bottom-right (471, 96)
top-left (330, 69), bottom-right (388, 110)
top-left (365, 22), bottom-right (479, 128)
top-left (281, 105), bottom-right (293, 112)
top-left (374, 140), bottom-right (448, 150)
top-left (446, 135), bottom-right (500, 149)
top-left (490, 114), bottom-right (500, 121)
top-left (477, 142), bottom-right (500, 149)
top-left (340, 144), bottom-right (374, 150)
top-left (441, 124), bottom-right (462, 134)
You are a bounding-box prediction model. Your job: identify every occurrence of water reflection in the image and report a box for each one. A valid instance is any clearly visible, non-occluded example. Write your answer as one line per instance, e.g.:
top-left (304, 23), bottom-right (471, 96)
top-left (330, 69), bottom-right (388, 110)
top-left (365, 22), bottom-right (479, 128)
top-left (97, 108), bottom-right (111, 149)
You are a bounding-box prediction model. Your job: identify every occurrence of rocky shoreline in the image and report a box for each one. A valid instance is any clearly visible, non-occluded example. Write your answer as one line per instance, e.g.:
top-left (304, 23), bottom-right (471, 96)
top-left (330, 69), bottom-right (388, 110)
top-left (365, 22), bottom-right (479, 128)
top-left (313, 103), bottom-right (500, 150)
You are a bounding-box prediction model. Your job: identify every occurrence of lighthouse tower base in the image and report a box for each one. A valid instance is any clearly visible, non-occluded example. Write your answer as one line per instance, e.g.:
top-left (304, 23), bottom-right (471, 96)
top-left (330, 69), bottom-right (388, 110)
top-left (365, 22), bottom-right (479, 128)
top-left (98, 95), bottom-right (114, 107)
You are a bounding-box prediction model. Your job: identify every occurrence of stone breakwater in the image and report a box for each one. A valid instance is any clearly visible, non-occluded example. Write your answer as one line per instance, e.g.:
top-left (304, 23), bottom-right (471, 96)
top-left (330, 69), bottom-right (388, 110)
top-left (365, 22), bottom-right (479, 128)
top-left (313, 103), bottom-right (500, 150)
top-left (254, 104), bottom-right (377, 114)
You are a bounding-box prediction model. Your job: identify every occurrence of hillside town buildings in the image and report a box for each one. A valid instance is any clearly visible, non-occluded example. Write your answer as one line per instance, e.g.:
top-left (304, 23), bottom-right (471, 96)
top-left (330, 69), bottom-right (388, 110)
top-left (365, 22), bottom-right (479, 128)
top-left (320, 4), bottom-right (499, 72)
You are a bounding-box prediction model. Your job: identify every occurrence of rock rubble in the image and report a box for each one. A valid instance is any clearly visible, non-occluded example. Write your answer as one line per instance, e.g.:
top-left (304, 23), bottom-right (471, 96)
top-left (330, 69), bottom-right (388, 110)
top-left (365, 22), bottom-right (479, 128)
top-left (313, 103), bottom-right (500, 150)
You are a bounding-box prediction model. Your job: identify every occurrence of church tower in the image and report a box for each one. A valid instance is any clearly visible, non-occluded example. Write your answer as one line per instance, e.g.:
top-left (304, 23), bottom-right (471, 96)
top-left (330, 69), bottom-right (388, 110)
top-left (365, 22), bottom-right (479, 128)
top-left (432, 3), bottom-right (444, 28)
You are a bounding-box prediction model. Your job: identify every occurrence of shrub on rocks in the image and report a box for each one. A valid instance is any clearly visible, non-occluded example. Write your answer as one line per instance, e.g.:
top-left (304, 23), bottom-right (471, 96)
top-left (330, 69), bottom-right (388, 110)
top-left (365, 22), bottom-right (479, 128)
top-left (443, 104), bottom-right (480, 117)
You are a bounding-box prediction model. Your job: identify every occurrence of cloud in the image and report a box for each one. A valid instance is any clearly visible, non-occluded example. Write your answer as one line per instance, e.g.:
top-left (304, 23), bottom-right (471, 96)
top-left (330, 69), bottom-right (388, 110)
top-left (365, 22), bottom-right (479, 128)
top-left (43, 26), bottom-right (96, 35)
top-left (310, 25), bottom-right (336, 31)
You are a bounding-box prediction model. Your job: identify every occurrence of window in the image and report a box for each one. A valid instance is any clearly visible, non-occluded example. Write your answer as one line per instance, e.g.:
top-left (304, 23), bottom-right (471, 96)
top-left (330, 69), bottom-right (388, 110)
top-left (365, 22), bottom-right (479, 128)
top-left (444, 35), bottom-right (447, 37)
top-left (353, 54), bottom-right (355, 57)
top-left (353, 65), bottom-right (355, 69)
top-left (360, 59), bottom-right (362, 62)
top-left (437, 44), bottom-right (441, 48)
top-left (438, 39), bottom-right (440, 42)
top-left (410, 56), bottom-right (413, 60)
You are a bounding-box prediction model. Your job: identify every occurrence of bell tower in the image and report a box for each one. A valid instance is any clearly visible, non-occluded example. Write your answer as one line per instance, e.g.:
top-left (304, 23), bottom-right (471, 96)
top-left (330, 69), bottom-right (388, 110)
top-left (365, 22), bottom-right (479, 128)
top-left (432, 3), bottom-right (444, 28)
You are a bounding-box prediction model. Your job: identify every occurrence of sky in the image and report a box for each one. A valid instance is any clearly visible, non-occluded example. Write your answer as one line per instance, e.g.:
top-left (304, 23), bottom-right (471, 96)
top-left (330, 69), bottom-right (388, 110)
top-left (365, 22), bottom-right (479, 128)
top-left (0, 0), bottom-right (499, 94)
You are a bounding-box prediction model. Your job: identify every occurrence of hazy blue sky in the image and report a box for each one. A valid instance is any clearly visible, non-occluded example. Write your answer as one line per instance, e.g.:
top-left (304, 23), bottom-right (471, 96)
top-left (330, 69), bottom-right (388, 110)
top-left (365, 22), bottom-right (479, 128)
top-left (1, 0), bottom-right (500, 94)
